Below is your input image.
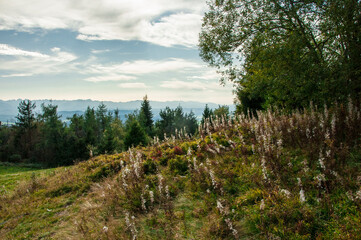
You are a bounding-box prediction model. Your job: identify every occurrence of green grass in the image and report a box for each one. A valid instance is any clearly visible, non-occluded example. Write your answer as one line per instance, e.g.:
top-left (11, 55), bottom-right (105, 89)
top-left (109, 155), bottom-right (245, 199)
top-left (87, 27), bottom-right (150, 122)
top-left (0, 162), bottom-right (55, 195)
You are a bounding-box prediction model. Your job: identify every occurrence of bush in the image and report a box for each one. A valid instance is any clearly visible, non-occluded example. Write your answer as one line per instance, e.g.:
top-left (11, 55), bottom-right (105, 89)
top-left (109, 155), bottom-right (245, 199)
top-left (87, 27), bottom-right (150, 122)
top-left (169, 156), bottom-right (188, 175)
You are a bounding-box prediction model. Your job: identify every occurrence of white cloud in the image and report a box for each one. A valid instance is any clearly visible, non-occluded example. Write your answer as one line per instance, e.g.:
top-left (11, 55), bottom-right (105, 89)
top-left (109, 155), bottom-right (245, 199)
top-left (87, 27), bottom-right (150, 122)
top-left (0, 44), bottom-right (77, 77)
top-left (160, 78), bottom-right (234, 92)
top-left (0, 44), bottom-right (48, 58)
top-left (160, 80), bottom-right (207, 91)
top-left (81, 58), bottom-right (202, 82)
top-left (84, 75), bottom-right (136, 82)
top-left (142, 13), bottom-right (202, 47)
top-left (0, 0), bottom-right (207, 47)
top-left (190, 69), bottom-right (221, 80)
top-left (91, 49), bottom-right (111, 54)
top-left (118, 82), bottom-right (147, 88)
top-left (1, 73), bottom-right (33, 78)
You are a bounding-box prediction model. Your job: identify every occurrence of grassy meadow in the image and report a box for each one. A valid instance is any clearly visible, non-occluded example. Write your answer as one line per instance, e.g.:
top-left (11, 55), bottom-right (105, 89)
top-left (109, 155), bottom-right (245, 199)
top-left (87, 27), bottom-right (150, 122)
top-left (1, 102), bottom-right (361, 239)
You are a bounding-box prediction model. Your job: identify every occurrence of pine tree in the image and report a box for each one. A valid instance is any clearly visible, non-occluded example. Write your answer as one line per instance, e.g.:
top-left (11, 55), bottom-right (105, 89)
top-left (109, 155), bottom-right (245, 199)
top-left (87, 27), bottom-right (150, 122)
top-left (139, 95), bottom-right (154, 137)
top-left (16, 100), bottom-right (36, 129)
top-left (15, 100), bottom-right (37, 160)
top-left (39, 103), bottom-right (66, 166)
top-left (201, 104), bottom-right (214, 126)
top-left (84, 107), bottom-right (97, 147)
top-left (124, 120), bottom-right (148, 149)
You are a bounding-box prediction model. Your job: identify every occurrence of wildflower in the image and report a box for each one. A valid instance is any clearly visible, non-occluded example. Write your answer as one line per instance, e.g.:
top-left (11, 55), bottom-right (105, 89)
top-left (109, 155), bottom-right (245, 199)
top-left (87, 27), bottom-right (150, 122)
top-left (280, 189), bottom-right (291, 198)
top-left (326, 150), bottom-right (331, 158)
top-left (165, 185), bottom-right (170, 199)
top-left (103, 226), bottom-right (108, 232)
top-left (299, 189), bottom-right (306, 203)
top-left (261, 156), bottom-right (268, 181)
top-left (302, 159), bottom-right (309, 172)
top-left (149, 191), bottom-right (154, 203)
top-left (318, 152), bottom-right (326, 170)
top-left (306, 128), bottom-right (311, 139)
top-left (193, 157), bottom-right (198, 171)
top-left (355, 190), bottom-right (361, 200)
top-left (158, 174), bottom-right (164, 195)
top-left (324, 129), bottom-right (330, 140)
top-left (125, 212), bottom-right (137, 240)
top-left (187, 147), bottom-right (192, 157)
top-left (216, 200), bottom-right (226, 215)
top-left (260, 199), bottom-right (265, 210)
top-left (315, 174), bottom-right (325, 188)
top-left (225, 218), bottom-right (238, 238)
top-left (209, 168), bottom-right (218, 190)
top-left (141, 194), bottom-right (146, 211)
top-left (331, 115), bottom-right (336, 135)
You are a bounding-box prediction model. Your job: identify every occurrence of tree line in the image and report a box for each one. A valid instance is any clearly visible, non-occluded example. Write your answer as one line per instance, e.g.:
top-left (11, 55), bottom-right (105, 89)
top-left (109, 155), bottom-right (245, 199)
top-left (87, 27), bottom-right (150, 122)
top-left (0, 97), bottom-right (229, 166)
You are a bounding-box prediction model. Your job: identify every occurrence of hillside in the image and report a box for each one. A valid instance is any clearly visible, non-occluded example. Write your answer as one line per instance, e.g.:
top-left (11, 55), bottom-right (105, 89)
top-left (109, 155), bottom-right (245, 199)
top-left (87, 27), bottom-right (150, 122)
top-left (1, 102), bottom-right (361, 239)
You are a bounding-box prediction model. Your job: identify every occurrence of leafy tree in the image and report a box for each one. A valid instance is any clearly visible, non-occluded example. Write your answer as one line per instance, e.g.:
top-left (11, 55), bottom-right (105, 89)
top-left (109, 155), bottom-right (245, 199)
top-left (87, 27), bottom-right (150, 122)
top-left (214, 105), bottom-right (230, 119)
top-left (199, 0), bottom-right (361, 112)
top-left (139, 95), bottom-right (154, 137)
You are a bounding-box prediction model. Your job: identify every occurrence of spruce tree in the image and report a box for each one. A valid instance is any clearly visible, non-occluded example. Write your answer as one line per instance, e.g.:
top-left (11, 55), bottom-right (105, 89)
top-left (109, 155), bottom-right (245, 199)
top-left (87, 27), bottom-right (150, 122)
top-left (139, 95), bottom-right (154, 137)
top-left (201, 104), bottom-right (213, 126)
top-left (124, 120), bottom-right (148, 149)
top-left (15, 100), bottom-right (37, 160)
top-left (16, 100), bottom-right (36, 130)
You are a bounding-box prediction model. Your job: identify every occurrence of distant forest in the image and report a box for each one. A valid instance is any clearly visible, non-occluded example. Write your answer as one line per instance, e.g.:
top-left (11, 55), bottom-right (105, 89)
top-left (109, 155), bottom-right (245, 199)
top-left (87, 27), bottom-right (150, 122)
top-left (0, 96), bottom-right (229, 166)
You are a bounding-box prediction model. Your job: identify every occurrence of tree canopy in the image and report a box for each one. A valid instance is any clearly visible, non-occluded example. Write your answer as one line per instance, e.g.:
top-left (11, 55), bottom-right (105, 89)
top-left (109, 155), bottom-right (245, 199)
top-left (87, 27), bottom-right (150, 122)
top-left (200, 0), bottom-right (361, 112)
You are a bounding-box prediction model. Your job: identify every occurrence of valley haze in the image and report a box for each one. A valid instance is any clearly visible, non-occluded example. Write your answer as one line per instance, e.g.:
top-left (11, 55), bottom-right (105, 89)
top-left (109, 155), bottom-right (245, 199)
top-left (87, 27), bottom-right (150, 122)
top-left (0, 99), bottom-right (235, 123)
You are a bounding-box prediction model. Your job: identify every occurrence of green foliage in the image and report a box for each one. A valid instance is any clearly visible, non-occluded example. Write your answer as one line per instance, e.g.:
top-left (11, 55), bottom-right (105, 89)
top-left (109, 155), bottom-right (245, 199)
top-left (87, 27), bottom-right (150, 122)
top-left (213, 105), bottom-right (230, 119)
top-left (124, 120), bottom-right (148, 149)
top-left (201, 104), bottom-right (213, 126)
top-left (139, 95), bottom-right (154, 137)
top-left (200, 0), bottom-right (361, 112)
top-left (169, 156), bottom-right (188, 175)
top-left (16, 100), bottom-right (36, 129)
top-left (143, 158), bottom-right (157, 175)
top-left (38, 103), bottom-right (68, 166)
top-left (155, 106), bottom-right (198, 139)
top-left (1, 98), bottom-right (200, 167)
top-left (1, 103), bottom-right (361, 239)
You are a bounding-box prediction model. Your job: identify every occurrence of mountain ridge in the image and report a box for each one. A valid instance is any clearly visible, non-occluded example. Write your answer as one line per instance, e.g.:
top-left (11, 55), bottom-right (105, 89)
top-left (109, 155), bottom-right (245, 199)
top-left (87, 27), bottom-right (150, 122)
top-left (0, 99), bottom-right (235, 123)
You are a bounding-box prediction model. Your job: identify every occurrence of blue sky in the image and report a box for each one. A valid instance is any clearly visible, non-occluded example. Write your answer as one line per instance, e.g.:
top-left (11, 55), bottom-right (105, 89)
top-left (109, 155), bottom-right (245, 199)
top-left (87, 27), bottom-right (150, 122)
top-left (0, 0), bottom-right (234, 104)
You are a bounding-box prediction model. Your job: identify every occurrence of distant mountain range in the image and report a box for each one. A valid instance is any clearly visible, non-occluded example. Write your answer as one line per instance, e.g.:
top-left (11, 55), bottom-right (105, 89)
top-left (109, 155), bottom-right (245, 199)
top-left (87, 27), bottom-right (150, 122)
top-left (0, 99), bottom-right (235, 124)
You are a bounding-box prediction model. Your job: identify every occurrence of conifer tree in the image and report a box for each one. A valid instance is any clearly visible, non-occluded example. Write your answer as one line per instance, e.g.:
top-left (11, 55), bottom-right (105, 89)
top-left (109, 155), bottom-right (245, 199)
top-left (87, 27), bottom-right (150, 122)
top-left (16, 100), bottom-right (36, 130)
top-left (201, 104), bottom-right (213, 126)
top-left (139, 95), bottom-right (154, 137)
top-left (15, 100), bottom-right (37, 160)
top-left (124, 120), bottom-right (148, 149)
top-left (39, 103), bottom-right (66, 166)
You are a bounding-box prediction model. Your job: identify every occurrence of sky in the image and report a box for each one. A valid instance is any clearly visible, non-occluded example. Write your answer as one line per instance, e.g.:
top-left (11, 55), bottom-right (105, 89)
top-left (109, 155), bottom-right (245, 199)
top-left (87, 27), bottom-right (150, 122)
top-left (0, 0), bottom-right (234, 104)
